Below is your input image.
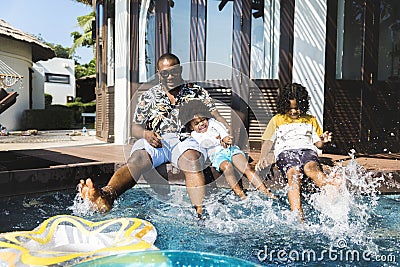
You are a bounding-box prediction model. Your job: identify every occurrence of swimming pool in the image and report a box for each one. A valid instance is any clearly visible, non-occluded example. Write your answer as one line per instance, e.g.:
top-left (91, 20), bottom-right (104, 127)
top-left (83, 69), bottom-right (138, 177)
top-left (0, 159), bottom-right (399, 266)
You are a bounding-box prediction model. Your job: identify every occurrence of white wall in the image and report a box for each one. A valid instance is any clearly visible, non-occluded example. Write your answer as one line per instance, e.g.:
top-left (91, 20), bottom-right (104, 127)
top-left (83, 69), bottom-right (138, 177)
top-left (32, 67), bottom-right (45, 109)
top-left (292, 0), bottom-right (327, 127)
top-left (35, 58), bottom-right (75, 105)
top-left (114, 0), bottom-right (131, 145)
top-left (0, 37), bottom-right (33, 130)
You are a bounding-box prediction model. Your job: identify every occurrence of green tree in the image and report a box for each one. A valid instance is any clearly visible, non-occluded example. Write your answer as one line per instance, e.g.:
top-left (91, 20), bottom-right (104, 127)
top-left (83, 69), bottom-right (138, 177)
top-left (75, 58), bottom-right (96, 79)
top-left (45, 43), bottom-right (72, 59)
top-left (71, 0), bottom-right (92, 6)
top-left (70, 11), bottom-right (95, 58)
top-left (35, 34), bottom-right (71, 59)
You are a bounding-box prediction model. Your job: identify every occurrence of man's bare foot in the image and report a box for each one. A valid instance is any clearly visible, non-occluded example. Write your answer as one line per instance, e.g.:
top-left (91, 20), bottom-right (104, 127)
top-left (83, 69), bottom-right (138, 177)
top-left (78, 178), bottom-right (114, 212)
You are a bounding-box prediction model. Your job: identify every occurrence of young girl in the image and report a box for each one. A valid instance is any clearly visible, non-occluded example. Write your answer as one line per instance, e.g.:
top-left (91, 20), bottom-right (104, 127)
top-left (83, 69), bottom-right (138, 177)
top-left (256, 83), bottom-right (338, 221)
top-left (179, 100), bottom-right (275, 200)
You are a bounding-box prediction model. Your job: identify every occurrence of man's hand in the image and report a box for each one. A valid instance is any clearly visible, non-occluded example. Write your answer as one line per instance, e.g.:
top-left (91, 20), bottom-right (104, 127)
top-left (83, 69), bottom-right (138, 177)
top-left (144, 130), bottom-right (163, 148)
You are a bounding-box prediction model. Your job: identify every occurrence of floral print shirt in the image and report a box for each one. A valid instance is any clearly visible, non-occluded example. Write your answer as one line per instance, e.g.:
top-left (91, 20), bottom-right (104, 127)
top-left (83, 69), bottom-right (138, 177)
top-left (134, 82), bottom-right (216, 136)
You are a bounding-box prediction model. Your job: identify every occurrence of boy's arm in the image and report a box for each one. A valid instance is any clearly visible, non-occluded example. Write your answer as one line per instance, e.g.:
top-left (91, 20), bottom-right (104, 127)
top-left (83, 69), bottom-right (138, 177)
top-left (256, 140), bottom-right (274, 171)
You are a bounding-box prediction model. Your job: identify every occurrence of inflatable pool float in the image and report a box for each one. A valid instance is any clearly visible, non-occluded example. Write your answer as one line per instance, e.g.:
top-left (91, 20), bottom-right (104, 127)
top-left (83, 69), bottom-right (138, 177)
top-left (72, 250), bottom-right (262, 267)
top-left (0, 215), bottom-right (157, 266)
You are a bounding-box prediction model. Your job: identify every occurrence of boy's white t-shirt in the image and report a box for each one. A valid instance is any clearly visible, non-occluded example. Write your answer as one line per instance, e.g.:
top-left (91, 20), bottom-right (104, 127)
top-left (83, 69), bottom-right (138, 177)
top-left (191, 118), bottom-right (230, 156)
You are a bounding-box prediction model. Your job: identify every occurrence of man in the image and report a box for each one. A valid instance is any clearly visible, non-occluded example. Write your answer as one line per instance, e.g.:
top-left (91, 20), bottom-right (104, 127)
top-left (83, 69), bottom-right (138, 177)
top-left (78, 53), bottom-right (228, 219)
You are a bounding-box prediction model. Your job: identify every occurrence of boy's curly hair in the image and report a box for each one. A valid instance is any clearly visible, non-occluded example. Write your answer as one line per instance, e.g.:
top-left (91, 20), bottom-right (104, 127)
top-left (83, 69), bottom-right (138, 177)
top-left (276, 83), bottom-right (310, 115)
top-left (178, 99), bottom-right (213, 129)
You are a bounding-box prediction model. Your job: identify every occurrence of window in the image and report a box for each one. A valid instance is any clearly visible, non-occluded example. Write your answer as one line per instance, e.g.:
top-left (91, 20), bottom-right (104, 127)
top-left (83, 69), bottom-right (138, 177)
top-left (107, 17), bottom-right (115, 86)
top-left (45, 73), bottom-right (70, 84)
top-left (250, 0), bottom-right (280, 79)
top-left (139, 0), bottom-right (156, 82)
top-left (171, 0), bottom-right (190, 79)
top-left (206, 0), bottom-right (233, 80)
top-left (336, 0), bottom-right (364, 80)
top-left (378, 0), bottom-right (400, 81)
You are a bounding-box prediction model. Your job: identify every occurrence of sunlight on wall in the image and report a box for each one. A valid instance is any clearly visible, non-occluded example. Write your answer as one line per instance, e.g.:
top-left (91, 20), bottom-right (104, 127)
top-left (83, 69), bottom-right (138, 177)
top-left (292, 0), bottom-right (327, 127)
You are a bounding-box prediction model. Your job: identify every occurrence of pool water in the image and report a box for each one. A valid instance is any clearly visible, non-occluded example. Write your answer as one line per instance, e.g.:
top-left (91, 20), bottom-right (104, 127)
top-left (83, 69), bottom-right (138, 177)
top-left (73, 250), bottom-right (262, 267)
top-left (0, 158), bottom-right (399, 266)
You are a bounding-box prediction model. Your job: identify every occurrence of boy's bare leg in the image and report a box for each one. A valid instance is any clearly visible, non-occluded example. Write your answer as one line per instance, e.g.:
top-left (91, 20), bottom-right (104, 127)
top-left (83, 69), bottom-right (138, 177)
top-left (286, 167), bottom-right (304, 222)
top-left (178, 149), bottom-right (206, 217)
top-left (219, 160), bottom-right (247, 200)
top-left (78, 149), bottom-right (153, 212)
top-left (232, 154), bottom-right (275, 198)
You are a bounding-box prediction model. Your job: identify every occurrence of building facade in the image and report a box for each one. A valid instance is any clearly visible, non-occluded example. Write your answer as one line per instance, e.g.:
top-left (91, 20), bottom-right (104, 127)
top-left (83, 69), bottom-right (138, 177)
top-left (0, 19), bottom-right (54, 130)
top-left (34, 58), bottom-right (76, 105)
top-left (94, 0), bottom-right (399, 154)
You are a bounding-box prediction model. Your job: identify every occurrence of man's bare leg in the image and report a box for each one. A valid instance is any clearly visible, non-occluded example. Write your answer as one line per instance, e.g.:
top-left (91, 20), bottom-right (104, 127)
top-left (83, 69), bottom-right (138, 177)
top-left (178, 149), bottom-right (206, 217)
top-left (78, 149), bottom-right (153, 212)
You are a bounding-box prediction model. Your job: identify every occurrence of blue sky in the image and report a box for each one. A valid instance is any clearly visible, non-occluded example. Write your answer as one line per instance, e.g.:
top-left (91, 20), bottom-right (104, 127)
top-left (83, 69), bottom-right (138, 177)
top-left (0, 0), bottom-right (93, 64)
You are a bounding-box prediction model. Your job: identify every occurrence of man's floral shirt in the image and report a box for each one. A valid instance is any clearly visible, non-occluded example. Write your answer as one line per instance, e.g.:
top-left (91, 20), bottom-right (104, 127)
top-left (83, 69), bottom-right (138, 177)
top-left (134, 83), bottom-right (216, 135)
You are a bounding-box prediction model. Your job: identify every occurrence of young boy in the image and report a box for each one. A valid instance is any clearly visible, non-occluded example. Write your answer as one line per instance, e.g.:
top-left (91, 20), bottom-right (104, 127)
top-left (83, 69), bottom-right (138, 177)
top-left (179, 100), bottom-right (275, 200)
top-left (256, 83), bottom-right (338, 222)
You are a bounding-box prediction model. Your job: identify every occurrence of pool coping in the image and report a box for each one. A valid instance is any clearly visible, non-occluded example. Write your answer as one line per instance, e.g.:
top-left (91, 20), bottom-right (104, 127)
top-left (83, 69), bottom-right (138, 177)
top-left (0, 141), bottom-right (399, 197)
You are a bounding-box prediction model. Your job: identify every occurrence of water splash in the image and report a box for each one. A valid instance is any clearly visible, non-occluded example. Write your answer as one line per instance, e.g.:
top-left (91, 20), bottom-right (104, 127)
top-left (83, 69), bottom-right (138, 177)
top-left (305, 149), bottom-right (386, 250)
top-left (66, 150), bottom-right (393, 261)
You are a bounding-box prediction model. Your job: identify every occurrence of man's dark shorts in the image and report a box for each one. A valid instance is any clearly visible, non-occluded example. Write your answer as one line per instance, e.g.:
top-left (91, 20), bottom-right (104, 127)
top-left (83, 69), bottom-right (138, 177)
top-left (276, 149), bottom-right (321, 177)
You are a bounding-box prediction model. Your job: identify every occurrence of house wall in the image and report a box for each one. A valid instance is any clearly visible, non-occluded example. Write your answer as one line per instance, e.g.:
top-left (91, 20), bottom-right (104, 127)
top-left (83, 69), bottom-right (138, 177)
top-left (110, 0), bottom-right (329, 144)
top-left (292, 0), bottom-right (327, 127)
top-left (32, 67), bottom-right (45, 109)
top-left (0, 36), bottom-right (34, 131)
top-left (114, 0), bottom-right (130, 145)
top-left (35, 58), bottom-right (76, 105)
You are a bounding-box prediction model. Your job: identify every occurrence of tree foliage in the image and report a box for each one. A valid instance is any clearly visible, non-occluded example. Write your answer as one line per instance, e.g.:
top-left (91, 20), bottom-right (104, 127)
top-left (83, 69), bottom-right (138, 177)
top-left (71, 0), bottom-right (92, 6)
top-left (70, 11), bottom-right (95, 58)
top-left (75, 58), bottom-right (96, 79)
top-left (45, 43), bottom-right (72, 59)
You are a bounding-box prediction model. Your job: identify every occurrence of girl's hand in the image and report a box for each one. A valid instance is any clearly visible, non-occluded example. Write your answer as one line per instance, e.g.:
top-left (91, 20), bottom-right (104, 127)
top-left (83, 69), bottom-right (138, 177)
top-left (221, 136), bottom-right (233, 148)
top-left (256, 158), bottom-right (269, 171)
top-left (320, 131), bottom-right (332, 143)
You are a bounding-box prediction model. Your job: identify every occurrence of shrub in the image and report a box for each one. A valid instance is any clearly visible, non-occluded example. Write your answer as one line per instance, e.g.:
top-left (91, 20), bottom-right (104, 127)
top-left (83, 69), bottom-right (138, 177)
top-left (44, 94), bottom-right (53, 108)
top-left (66, 101), bottom-right (96, 123)
top-left (83, 102), bottom-right (96, 113)
top-left (21, 105), bottom-right (74, 130)
top-left (66, 102), bottom-right (85, 122)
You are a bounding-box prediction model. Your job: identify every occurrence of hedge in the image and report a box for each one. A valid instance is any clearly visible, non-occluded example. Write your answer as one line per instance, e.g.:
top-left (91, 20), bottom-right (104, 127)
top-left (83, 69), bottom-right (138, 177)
top-left (21, 105), bottom-right (74, 130)
top-left (66, 102), bottom-right (96, 123)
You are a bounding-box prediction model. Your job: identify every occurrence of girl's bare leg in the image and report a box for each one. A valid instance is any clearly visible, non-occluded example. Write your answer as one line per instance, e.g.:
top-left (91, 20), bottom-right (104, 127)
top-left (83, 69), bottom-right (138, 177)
top-left (232, 154), bottom-right (275, 198)
top-left (219, 160), bottom-right (247, 200)
top-left (303, 161), bottom-right (328, 187)
top-left (286, 167), bottom-right (304, 222)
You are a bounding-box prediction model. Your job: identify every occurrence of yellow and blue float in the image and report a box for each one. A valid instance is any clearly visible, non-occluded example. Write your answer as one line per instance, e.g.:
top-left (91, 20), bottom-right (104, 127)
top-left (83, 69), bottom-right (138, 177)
top-left (0, 215), bottom-right (158, 266)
